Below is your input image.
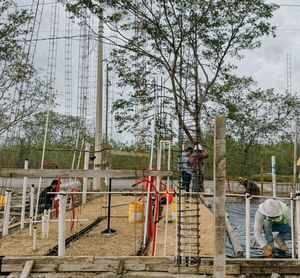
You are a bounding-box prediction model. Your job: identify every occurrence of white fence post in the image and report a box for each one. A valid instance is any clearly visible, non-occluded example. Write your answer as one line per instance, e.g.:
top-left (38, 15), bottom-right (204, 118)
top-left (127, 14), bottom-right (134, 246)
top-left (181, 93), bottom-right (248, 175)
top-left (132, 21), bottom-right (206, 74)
top-left (21, 159), bottom-right (28, 229)
top-left (82, 143), bottom-right (90, 204)
top-left (58, 192), bottom-right (67, 256)
top-left (271, 156), bottom-right (276, 198)
top-left (245, 193), bottom-right (251, 259)
top-left (2, 190), bottom-right (12, 237)
top-left (296, 192), bottom-right (300, 258)
top-left (29, 184), bottom-right (35, 236)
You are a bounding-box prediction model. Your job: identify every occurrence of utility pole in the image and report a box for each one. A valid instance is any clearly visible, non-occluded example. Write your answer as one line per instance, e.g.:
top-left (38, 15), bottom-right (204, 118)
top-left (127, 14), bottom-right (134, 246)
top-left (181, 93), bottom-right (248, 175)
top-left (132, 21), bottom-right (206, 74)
top-left (94, 13), bottom-right (104, 191)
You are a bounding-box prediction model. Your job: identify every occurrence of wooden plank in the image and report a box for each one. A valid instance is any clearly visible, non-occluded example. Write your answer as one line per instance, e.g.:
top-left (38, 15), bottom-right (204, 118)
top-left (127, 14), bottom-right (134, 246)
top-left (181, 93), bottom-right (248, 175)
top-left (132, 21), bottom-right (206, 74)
top-left (116, 259), bottom-right (124, 274)
top-left (225, 214), bottom-right (244, 257)
top-left (19, 260), bottom-right (34, 278)
top-left (145, 263), bottom-right (172, 272)
top-left (111, 150), bottom-right (149, 158)
top-left (58, 263), bottom-right (116, 272)
top-left (168, 264), bottom-right (240, 275)
top-left (0, 169), bottom-right (172, 178)
top-left (115, 272), bottom-right (200, 278)
top-left (4, 256), bottom-right (300, 275)
top-left (6, 273), bottom-right (20, 278)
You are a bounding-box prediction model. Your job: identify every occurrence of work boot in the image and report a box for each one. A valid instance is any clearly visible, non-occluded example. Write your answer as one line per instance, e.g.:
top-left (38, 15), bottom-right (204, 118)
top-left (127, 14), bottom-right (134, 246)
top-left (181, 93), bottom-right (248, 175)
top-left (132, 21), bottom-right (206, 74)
top-left (274, 234), bottom-right (288, 252)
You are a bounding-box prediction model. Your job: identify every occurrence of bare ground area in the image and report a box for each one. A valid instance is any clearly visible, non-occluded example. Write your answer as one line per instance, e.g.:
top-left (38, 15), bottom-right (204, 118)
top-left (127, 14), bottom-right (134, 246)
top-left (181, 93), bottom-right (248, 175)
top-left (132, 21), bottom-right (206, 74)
top-left (0, 195), bottom-right (214, 258)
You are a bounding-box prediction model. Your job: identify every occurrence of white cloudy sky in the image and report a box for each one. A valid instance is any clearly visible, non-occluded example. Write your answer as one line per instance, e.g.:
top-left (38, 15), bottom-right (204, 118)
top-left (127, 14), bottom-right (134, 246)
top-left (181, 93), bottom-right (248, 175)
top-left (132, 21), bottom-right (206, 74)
top-left (16, 1), bottom-right (300, 127)
top-left (236, 1), bottom-right (300, 94)
top-left (31, 1), bottom-right (300, 97)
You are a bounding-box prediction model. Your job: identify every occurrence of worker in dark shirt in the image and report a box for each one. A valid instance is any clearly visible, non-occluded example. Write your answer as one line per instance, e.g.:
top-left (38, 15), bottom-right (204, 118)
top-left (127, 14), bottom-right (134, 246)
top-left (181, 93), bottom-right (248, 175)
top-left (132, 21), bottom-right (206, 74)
top-left (238, 177), bottom-right (260, 195)
top-left (39, 179), bottom-right (58, 212)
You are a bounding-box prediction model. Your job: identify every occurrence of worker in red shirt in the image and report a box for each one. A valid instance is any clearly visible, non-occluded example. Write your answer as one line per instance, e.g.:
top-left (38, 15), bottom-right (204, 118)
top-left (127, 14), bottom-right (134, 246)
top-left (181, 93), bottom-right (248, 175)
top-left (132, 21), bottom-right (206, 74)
top-left (187, 144), bottom-right (209, 193)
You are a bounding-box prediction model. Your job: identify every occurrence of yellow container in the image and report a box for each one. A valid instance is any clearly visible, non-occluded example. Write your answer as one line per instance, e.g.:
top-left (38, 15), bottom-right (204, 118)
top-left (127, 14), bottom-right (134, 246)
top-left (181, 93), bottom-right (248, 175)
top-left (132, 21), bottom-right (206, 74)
top-left (128, 202), bottom-right (144, 223)
top-left (0, 195), bottom-right (5, 210)
top-left (171, 201), bottom-right (177, 219)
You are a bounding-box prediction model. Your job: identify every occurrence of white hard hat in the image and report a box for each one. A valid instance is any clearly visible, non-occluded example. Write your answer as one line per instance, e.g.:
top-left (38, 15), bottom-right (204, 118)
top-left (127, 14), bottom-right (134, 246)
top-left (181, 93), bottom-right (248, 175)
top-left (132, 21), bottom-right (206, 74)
top-left (259, 199), bottom-right (281, 217)
top-left (194, 144), bottom-right (203, 151)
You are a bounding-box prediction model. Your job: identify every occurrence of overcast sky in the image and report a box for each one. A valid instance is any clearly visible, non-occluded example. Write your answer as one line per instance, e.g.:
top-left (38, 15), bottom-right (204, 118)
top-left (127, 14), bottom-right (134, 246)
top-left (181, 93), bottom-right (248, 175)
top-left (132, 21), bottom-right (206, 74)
top-left (31, 1), bottom-right (300, 98)
top-left (15, 0), bottom-right (300, 144)
top-left (236, 1), bottom-right (300, 95)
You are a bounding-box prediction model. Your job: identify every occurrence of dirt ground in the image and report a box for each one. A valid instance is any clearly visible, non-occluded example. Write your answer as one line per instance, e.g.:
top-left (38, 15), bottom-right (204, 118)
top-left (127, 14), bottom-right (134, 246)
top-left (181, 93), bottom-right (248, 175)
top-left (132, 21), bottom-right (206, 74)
top-left (0, 195), bottom-right (214, 257)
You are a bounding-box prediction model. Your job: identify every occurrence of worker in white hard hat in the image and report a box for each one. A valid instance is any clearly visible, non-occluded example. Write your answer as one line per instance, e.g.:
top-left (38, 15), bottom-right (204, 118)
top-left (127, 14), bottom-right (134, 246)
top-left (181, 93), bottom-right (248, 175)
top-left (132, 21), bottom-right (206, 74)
top-left (187, 143), bottom-right (208, 193)
top-left (254, 199), bottom-right (291, 258)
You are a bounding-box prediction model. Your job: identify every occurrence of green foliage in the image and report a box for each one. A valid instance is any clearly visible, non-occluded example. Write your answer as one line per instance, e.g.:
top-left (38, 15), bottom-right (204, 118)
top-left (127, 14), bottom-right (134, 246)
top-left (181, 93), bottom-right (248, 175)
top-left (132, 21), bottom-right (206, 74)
top-left (0, 112), bottom-right (93, 168)
top-left (0, 0), bottom-right (51, 136)
top-left (63, 0), bottom-right (279, 145)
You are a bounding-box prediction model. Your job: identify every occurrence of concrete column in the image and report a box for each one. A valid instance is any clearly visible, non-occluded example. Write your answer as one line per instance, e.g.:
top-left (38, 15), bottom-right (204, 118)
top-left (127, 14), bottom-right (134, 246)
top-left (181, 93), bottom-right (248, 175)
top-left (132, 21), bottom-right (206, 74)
top-left (214, 116), bottom-right (226, 278)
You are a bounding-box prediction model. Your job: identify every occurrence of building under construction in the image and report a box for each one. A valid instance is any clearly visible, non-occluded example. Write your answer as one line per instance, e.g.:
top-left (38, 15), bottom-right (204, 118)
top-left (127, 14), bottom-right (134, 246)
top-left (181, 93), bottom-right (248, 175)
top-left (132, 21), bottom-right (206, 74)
top-left (1, 0), bottom-right (300, 277)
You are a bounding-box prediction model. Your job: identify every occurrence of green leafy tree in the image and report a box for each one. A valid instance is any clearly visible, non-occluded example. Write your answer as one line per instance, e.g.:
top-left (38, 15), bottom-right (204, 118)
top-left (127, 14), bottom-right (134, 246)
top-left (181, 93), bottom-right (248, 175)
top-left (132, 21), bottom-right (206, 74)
top-left (0, 0), bottom-right (51, 136)
top-left (64, 0), bottom-right (278, 145)
top-left (210, 76), bottom-right (300, 173)
top-left (17, 112), bottom-right (92, 168)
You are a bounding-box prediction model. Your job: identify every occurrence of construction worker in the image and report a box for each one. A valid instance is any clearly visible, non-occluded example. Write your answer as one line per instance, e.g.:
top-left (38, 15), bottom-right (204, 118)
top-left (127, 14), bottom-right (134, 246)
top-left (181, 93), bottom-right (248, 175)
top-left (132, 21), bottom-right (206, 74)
top-left (188, 144), bottom-right (209, 193)
top-left (179, 146), bottom-right (193, 192)
top-left (39, 179), bottom-right (58, 212)
top-left (254, 199), bottom-right (291, 258)
top-left (238, 177), bottom-right (260, 195)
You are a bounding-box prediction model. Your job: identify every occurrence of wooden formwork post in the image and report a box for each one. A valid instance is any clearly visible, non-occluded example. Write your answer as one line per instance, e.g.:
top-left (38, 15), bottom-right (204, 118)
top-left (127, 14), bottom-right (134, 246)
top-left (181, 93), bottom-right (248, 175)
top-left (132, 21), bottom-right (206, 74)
top-left (214, 116), bottom-right (226, 278)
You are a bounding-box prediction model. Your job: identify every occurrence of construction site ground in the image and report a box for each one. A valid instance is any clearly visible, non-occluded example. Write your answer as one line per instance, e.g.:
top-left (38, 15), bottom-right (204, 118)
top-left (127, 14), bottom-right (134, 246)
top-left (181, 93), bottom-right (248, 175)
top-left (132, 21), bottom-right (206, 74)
top-left (0, 195), bottom-right (214, 257)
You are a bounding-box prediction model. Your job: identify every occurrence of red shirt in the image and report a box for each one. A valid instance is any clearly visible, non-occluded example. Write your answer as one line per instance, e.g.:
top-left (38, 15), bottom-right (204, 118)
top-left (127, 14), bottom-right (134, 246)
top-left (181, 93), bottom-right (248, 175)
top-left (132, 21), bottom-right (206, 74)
top-left (187, 150), bottom-right (209, 172)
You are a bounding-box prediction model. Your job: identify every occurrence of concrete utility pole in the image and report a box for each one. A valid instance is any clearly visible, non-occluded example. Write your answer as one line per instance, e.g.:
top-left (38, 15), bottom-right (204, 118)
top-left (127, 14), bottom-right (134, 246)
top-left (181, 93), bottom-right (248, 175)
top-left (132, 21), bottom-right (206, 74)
top-left (214, 116), bottom-right (226, 278)
top-left (94, 14), bottom-right (104, 191)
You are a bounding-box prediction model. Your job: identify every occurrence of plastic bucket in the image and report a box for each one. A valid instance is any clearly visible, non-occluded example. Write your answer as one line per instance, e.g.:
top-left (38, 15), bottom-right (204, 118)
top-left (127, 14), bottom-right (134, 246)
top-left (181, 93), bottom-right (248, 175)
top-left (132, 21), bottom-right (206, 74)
top-left (128, 202), bottom-right (144, 223)
top-left (0, 195), bottom-right (5, 210)
top-left (171, 201), bottom-right (177, 219)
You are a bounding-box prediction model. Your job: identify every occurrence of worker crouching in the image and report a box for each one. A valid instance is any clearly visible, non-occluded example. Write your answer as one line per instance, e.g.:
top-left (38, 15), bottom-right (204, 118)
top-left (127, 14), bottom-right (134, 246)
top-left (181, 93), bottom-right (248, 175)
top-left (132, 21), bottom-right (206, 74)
top-left (254, 199), bottom-right (291, 258)
top-left (238, 177), bottom-right (260, 195)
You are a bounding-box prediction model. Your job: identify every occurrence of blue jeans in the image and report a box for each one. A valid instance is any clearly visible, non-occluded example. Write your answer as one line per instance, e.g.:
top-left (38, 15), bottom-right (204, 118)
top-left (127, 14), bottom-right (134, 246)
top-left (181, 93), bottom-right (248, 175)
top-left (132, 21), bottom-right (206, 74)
top-left (192, 172), bottom-right (204, 192)
top-left (45, 203), bottom-right (52, 210)
top-left (182, 171), bottom-right (192, 192)
top-left (263, 220), bottom-right (291, 245)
